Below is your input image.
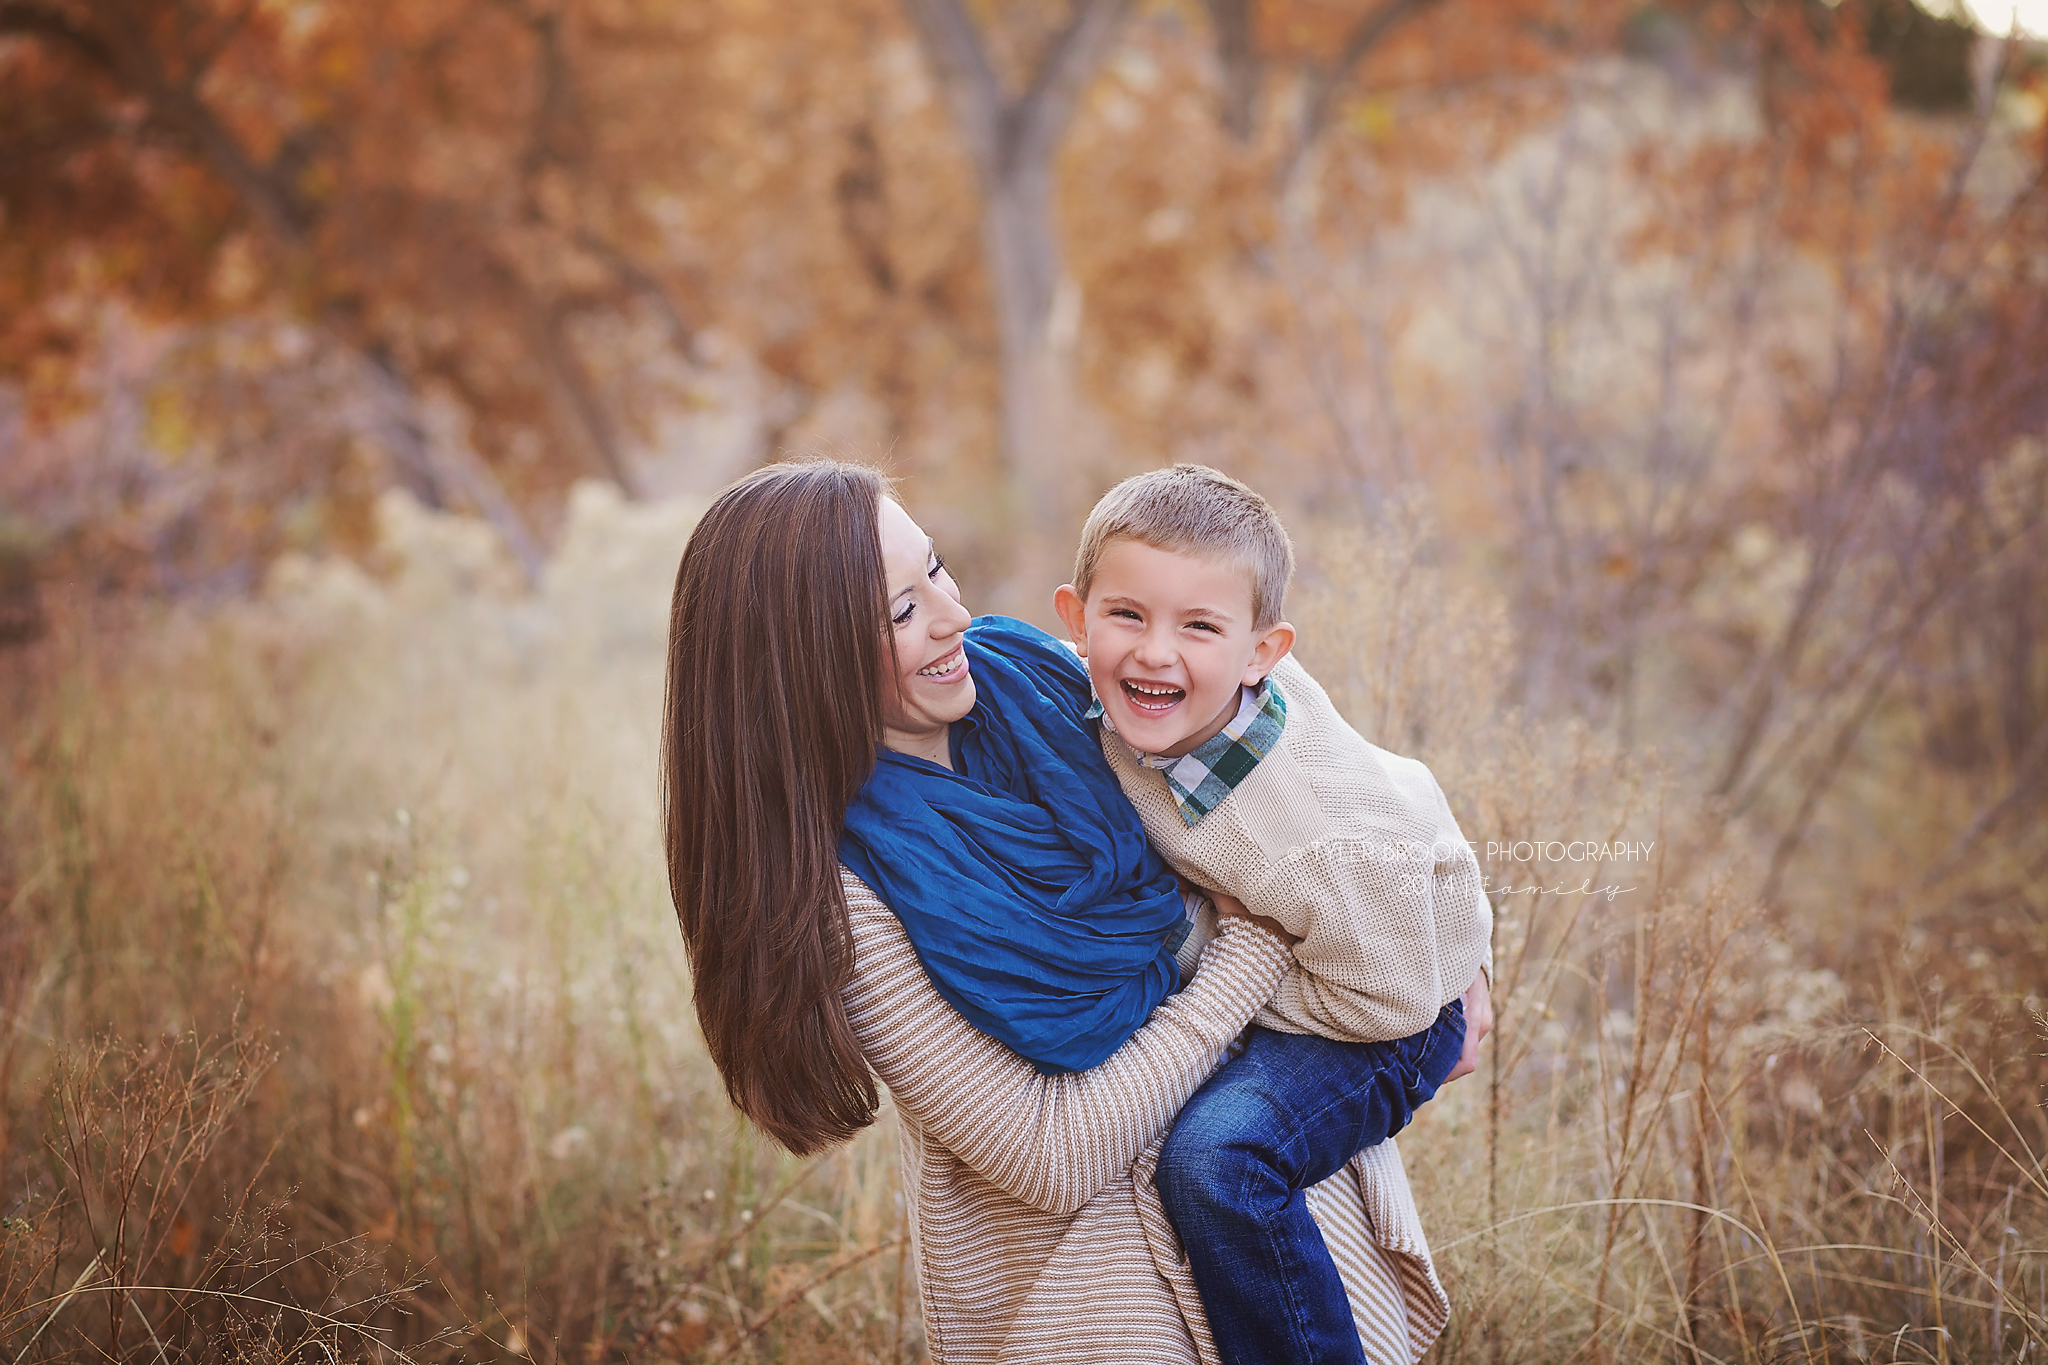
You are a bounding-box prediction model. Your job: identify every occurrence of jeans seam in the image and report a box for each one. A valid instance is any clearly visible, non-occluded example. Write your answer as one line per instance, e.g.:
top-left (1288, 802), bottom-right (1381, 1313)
top-left (1241, 1130), bottom-right (1324, 1364)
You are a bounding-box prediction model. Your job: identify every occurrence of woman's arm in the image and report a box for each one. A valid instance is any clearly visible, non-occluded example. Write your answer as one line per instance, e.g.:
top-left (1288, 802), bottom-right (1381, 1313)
top-left (839, 872), bottom-right (1290, 1217)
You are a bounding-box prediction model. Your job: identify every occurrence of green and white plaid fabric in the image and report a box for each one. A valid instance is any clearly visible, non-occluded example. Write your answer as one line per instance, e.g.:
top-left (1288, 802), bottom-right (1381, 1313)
top-left (1088, 675), bottom-right (1288, 826)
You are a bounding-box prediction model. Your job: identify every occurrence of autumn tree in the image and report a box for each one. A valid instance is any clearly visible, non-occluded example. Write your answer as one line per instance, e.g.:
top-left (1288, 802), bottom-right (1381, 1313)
top-left (0, 0), bottom-right (727, 581)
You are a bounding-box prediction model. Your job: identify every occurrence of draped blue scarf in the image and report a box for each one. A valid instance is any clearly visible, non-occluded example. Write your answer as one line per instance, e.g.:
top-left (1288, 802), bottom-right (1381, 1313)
top-left (839, 616), bottom-right (1186, 1075)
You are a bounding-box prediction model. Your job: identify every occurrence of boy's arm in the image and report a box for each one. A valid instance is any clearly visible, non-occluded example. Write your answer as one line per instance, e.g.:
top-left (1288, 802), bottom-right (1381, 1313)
top-left (1247, 840), bottom-right (1458, 1042)
top-left (1245, 786), bottom-right (1494, 1044)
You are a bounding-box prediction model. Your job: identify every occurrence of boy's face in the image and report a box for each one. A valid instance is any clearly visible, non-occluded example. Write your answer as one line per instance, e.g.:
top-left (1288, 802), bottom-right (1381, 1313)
top-left (1054, 538), bottom-right (1294, 760)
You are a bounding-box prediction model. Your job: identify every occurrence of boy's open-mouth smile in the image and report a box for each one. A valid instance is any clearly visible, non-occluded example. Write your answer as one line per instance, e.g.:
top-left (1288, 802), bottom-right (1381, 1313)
top-left (1120, 678), bottom-right (1186, 713)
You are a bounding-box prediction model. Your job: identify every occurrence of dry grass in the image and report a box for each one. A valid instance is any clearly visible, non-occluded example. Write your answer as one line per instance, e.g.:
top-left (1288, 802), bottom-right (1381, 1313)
top-left (1297, 511), bottom-right (2048, 1365)
top-left (2, 487), bottom-right (2042, 1362)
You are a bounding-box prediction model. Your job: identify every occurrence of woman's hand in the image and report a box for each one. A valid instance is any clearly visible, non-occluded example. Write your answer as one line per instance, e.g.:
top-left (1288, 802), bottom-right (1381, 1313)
top-left (1444, 969), bottom-right (1494, 1083)
top-left (1210, 889), bottom-right (1297, 947)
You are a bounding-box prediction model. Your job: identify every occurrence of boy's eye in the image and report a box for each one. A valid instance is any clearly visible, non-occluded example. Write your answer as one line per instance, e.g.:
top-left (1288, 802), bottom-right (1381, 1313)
top-left (1187, 621), bottom-right (1222, 635)
top-left (1108, 608), bottom-right (1141, 621)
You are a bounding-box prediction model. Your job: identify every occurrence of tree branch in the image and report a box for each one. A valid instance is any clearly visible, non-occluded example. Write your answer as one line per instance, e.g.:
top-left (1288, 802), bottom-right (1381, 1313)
top-left (1926, 711), bottom-right (2048, 882)
top-left (0, 1), bottom-right (116, 71)
top-left (1005, 0), bottom-right (1134, 178)
top-left (38, 0), bottom-right (317, 243)
top-left (373, 364), bottom-right (547, 586)
top-left (188, 0), bottom-right (261, 86)
top-left (1201, 0), bottom-right (1261, 140)
top-left (895, 0), bottom-right (1006, 183)
top-left (505, 0), bottom-right (693, 467)
top-left (573, 229), bottom-right (694, 350)
top-left (1283, 0), bottom-right (1445, 181)
top-left (900, 0), bottom-right (1133, 188)
top-left (526, 285), bottom-right (645, 499)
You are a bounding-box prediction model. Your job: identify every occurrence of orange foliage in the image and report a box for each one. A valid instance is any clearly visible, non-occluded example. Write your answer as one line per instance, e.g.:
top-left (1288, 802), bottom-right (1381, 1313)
top-left (0, 0), bottom-right (2035, 582)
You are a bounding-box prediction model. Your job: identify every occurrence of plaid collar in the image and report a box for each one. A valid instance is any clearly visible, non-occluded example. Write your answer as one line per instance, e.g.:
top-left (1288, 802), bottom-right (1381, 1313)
top-left (1088, 675), bottom-right (1288, 826)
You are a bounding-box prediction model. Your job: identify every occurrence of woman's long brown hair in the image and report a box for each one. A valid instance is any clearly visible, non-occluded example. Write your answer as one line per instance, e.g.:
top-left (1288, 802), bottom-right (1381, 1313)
top-left (661, 461), bottom-right (887, 1155)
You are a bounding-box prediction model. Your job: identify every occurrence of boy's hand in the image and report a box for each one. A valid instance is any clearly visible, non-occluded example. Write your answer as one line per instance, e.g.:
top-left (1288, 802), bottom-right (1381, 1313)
top-left (1211, 889), bottom-right (1297, 947)
top-left (1444, 969), bottom-right (1494, 1083)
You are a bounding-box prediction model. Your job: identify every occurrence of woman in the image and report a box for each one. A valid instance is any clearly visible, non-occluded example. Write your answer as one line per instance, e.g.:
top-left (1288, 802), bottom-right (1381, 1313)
top-left (662, 461), bottom-right (1457, 1364)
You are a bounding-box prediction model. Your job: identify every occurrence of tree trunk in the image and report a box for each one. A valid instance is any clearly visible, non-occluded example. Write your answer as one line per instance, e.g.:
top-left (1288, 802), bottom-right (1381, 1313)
top-left (899, 0), bottom-right (1132, 554)
top-left (985, 162), bottom-right (1070, 541)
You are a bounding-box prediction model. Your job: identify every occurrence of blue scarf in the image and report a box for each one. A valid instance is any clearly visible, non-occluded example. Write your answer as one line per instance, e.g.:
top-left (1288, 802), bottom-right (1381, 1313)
top-left (839, 616), bottom-right (1186, 1075)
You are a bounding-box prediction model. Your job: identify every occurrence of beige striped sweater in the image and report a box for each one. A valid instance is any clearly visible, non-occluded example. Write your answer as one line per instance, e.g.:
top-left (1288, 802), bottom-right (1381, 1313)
top-left (840, 871), bottom-right (1451, 1365)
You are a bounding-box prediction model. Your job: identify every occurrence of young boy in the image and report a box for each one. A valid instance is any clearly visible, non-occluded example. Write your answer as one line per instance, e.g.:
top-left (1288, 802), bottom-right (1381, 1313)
top-left (1052, 464), bottom-right (1493, 1365)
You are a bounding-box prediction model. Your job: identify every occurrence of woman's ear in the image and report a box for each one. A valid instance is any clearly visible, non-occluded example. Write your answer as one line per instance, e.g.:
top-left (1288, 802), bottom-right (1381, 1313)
top-left (1051, 584), bottom-right (1089, 655)
top-left (1244, 620), bottom-right (1295, 684)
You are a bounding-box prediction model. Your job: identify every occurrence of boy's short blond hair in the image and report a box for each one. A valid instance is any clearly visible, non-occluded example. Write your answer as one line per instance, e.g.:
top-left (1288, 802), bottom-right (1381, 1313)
top-left (1073, 464), bottom-right (1294, 631)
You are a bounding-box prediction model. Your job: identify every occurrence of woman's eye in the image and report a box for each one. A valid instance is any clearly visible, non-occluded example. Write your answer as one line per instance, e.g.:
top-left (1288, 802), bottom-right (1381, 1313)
top-left (928, 555), bottom-right (945, 580)
top-left (892, 601), bottom-right (915, 627)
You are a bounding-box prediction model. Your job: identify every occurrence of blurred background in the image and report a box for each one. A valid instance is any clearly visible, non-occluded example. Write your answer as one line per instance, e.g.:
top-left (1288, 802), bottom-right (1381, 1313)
top-left (2, 0), bottom-right (2045, 1361)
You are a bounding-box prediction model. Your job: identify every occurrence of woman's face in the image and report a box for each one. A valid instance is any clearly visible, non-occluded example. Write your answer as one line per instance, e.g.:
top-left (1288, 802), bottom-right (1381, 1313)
top-left (878, 497), bottom-right (975, 759)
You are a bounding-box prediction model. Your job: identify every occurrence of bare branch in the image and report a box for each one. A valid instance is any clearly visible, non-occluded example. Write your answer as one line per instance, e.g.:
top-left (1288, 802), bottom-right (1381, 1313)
top-left (1282, 0), bottom-right (1446, 183)
top-left (355, 349), bottom-right (547, 586)
top-left (0, 2), bottom-right (115, 69)
top-left (574, 229), bottom-right (695, 350)
top-left (501, 285), bottom-right (638, 501)
top-left (499, 0), bottom-right (691, 487)
top-left (899, 0), bottom-right (1134, 188)
top-left (895, 0), bottom-right (1006, 182)
top-left (896, 0), bottom-right (1138, 524)
top-left (1006, 0), bottom-right (1135, 178)
top-left (1201, 0), bottom-right (1261, 140)
top-left (27, 0), bottom-right (317, 243)
top-left (503, 2), bottom-right (583, 181)
top-left (188, 0), bottom-right (262, 85)
top-left (1927, 713), bottom-right (2048, 880)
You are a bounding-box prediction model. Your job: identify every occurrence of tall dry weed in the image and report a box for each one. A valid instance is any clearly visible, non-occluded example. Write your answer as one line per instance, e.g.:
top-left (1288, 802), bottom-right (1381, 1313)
top-left (2, 481), bottom-right (2041, 1361)
top-left (1296, 507), bottom-right (2048, 1364)
top-left (1, 489), bottom-right (914, 1361)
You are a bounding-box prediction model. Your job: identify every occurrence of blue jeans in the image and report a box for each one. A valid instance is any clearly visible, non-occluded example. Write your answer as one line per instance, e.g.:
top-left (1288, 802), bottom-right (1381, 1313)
top-left (1155, 1003), bottom-right (1467, 1365)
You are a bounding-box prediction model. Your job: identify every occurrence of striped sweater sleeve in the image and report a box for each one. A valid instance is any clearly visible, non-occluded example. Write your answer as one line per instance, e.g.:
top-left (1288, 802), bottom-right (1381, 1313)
top-left (840, 871), bottom-right (1291, 1216)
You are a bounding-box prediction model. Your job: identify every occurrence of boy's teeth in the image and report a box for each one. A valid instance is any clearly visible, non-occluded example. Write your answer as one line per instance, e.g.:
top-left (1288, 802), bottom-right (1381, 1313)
top-left (1122, 679), bottom-right (1184, 709)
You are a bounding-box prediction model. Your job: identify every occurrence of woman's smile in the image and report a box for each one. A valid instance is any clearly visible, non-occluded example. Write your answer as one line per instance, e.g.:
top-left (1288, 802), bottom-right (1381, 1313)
top-left (878, 497), bottom-right (976, 764)
top-left (917, 644), bottom-right (970, 681)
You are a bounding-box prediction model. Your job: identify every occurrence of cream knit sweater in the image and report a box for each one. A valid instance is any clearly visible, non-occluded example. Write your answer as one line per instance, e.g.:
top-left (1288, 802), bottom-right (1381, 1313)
top-left (840, 871), bottom-right (1451, 1365)
top-left (1102, 653), bottom-right (1494, 1043)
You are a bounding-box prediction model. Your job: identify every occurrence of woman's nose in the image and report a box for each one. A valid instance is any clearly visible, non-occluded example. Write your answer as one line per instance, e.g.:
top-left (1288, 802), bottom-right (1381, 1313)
top-left (931, 589), bottom-right (972, 637)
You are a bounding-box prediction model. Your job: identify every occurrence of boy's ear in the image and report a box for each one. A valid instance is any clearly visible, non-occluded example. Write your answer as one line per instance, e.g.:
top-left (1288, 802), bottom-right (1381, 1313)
top-left (1052, 584), bottom-right (1089, 654)
top-left (1244, 620), bottom-right (1295, 684)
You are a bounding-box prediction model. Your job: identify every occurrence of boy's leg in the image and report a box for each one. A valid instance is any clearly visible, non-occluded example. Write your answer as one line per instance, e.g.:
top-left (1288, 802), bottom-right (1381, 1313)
top-left (1155, 1003), bottom-right (1466, 1365)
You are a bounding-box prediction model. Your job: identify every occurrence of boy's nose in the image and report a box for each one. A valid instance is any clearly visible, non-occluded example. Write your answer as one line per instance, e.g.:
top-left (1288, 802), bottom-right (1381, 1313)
top-left (1133, 628), bottom-right (1177, 667)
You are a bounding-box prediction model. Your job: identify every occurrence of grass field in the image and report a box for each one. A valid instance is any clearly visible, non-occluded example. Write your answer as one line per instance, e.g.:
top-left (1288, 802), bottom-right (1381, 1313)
top-left (2, 488), bottom-right (2042, 1363)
